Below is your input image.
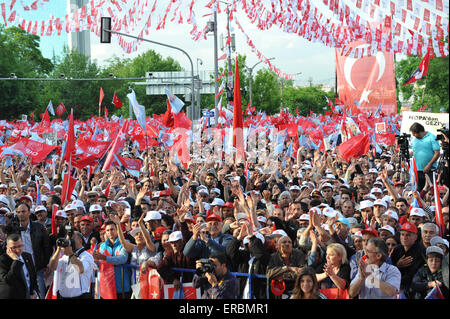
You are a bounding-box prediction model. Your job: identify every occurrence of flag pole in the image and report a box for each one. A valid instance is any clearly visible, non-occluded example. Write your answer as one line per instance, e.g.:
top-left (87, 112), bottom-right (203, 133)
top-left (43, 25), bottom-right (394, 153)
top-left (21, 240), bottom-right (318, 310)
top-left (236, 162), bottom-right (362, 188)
top-left (420, 75), bottom-right (428, 108)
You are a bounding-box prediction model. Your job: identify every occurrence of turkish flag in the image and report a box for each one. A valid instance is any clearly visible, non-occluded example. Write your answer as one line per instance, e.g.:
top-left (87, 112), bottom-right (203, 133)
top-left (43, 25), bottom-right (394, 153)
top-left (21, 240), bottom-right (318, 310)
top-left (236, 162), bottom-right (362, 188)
top-left (51, 204), bottom-right (59, 236)
top-left (102, 119), bottom-right (130, 171)
top-left (112, 92), bottom-right (123, 108)
top-left (403, 50), bottom-right (430, 85)
top-left (60, 171), bottom-right (77, 205)
top-left (338, 133), bottom-right (370, 162)
top-left (173, 111), bottom-right (191, 130)
top-left (99, 87), bottom-right (105, 117)
top-left (55, 102), bottom-right (66, 117)
top-left (162, 99), bottom-right (174, 128)
top-left (233, 57), bottom-right (244, 163)
top-left (335, 38), bottom-right (397, 116)
top-left (375, 132), bottom-right (396, 145)
top-left (98, 250), bottom-right (117, 299)
top-left (139, 269), bottom-right (164, 299)
top-left (63, 109), bottom-right (76, 164)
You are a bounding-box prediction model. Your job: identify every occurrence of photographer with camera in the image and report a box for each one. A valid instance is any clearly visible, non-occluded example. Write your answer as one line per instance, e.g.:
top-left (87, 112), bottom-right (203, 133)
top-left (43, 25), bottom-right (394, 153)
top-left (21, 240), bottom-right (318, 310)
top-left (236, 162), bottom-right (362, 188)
top-left (193, 252), bottom-right (239, 299)
top-left (48, 229), bottom-right (95, 299)
top-left (409, 123), bottom-right (441, 191)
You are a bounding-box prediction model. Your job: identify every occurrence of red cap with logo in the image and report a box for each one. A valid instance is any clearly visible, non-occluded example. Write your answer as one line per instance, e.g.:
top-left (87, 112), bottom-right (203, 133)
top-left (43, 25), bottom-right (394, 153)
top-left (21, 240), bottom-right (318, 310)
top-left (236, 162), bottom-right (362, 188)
top-left (206, 212), bottom-right (222, 223)
top-left (361, 227), bottom-right (379, 238)
top-left (399, 222), bottom-right (417, 234)
top-left (80, 215), bottom-right (93, 223)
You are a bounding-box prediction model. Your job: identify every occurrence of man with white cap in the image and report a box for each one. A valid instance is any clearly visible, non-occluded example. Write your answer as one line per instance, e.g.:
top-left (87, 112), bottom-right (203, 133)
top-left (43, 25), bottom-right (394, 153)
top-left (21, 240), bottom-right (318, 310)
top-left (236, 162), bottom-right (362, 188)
top-left (321, 183), bottom-right (335, 208)
top-left (409, 207), bottom-right (426, 227)
top-left (34, 205), bottom-right (51, 230)
top-left (359, 200), bottom-right (374, 225)
top-left (373, 199), bottom-right (388, 228)
top-left (143, 211), bottom-right (162, 239)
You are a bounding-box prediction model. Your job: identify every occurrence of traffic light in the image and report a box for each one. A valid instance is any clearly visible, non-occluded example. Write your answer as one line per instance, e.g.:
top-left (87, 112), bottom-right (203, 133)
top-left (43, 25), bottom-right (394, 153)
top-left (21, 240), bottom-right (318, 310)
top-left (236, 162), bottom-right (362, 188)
top-left (100, 17), bottom-right (112, 43)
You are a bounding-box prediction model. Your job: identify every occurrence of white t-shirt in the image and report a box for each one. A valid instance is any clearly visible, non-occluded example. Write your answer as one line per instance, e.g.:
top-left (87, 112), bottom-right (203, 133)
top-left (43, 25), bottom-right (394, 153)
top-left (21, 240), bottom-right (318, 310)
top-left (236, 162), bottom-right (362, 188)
top-left (54, 250), bottom-right (95, 298)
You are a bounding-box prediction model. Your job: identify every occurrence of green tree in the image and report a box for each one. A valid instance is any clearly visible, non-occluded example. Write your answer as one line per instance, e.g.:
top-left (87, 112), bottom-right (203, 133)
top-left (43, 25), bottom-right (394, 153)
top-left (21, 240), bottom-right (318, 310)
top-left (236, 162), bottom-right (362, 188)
top-left (283, 85), bottom-right (334, 116)
top-left (395, 55), bottom-right (449, 113)
top-left (39, 47), bottom-right (101, 119)
top-left (100, 50), bottom-right (182, 117)
top-left (252, 69), bottom-right (281, 114)
top-left (0, 26), bottom-right (53, 120)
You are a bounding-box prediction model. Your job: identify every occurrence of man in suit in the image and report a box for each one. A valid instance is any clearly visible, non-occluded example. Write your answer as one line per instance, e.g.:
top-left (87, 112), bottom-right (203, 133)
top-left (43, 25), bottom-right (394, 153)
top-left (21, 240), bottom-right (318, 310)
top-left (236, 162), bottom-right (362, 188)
top-left (0, 233), bottom-right (39, 299)
top-left (14, 202), bottom-right (52, 298)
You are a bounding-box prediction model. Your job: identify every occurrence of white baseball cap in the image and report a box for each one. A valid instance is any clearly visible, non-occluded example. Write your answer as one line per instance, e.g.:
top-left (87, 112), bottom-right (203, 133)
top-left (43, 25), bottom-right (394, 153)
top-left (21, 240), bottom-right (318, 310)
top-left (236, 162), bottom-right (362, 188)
top-left (363, 194), bottom-right (377, 201)
top-left (360, 200), bottom-right (374, 210)
top-left (34, 205), bottom-right (47, 213)
top-left (321, 183), bottom-right (333, 190)
top-left (55, 210), bottom-right (67, 219)
top-left (371, 187), bottom-right (383, 194)
top-left (89, 204), bottom-right (103, 212)
top-left (309, 207), bottom-right (322, 215)
top-left (289, 185), bottom-right (301, 191)
top-left (373, 199), bottom-right (387, 208)
top-left (298, 214), bottom-right (310, 221)
top-left (243, 232), bottom-right (265, 245)
top-left (379, 225), bottom-right (396, 236)
top-left (410, 207), bottom-right (426, 217)
top-left (257, 216), bottom-right (267, 224)
top-left (64, 204), bottom-right (77, 212)
top-left (430, 236), bottom-right (449, 248)
top-left (167, 231), bottom-right (183, 242)
top-left (211, 198), bottom-right (225, 206)
top-left (211, 188), bottom-right (221, 195)
top-left (382, 210), bottom-right (399, 221)
top-left (369, 168), bottom-right (378, 174)
top-left (144, 211), bottom-right (162, 221)
top-left (269, 229), bottom-right (288, 238)
top-left (323, 207), bottom-right (337, 218)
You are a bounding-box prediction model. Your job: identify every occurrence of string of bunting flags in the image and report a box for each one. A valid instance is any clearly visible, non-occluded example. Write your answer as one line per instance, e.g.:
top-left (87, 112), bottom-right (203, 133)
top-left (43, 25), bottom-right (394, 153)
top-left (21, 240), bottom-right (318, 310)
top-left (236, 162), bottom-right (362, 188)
top-left (0, 0), bottom-right (448, 73)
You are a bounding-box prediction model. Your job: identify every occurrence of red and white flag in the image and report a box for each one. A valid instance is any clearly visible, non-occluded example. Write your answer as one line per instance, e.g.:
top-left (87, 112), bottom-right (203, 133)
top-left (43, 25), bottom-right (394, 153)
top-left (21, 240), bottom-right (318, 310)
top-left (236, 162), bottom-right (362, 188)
top-left (99, 87), bottom-right (105, 117)
top-left (403, 50), bottom-right (430, 85)
top-left (433, 172), bottom-right (445, 236)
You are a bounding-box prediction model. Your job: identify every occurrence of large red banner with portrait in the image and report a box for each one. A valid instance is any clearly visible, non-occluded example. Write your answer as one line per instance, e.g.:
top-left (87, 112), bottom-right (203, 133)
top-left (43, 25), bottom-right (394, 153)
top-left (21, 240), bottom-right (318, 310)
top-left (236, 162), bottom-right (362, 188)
top-left (335, 41), bottom-right (397, 116)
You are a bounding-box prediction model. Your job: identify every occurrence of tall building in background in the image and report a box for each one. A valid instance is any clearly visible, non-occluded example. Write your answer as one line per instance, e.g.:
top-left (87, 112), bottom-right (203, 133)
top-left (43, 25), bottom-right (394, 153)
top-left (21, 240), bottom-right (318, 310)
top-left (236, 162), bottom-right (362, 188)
top-left (67, 0), bottom-right (90, 57)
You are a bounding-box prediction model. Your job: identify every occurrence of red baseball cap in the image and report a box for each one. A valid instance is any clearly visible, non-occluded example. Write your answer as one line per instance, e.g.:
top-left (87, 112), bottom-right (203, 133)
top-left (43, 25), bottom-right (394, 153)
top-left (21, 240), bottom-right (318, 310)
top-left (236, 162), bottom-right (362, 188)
top-left (399, 222), bottom-right (417, 234)
top-left (80, 215), bottom-right (93, 223)
top-left (361, 227), bottom-right (379, 238)
top-left (270, 279), bottom-right (286, 296)
top-left (223, 202), bottom-right (234, 209)
top-left (394, 181), bottom-right (404, 187)
top-left (153, 226), bottom-right (169, 241)
top-left (206, 213), bottom-right (222, 223)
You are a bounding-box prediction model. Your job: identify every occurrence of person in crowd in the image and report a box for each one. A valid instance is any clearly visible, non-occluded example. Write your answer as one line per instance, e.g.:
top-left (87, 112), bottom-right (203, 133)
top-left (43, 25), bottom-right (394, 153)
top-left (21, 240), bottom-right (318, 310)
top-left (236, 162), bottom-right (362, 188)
top-left (411, 246), bottom-right (449, 299)
top-left (291, 267), bottom-right (327, 299)
top-left (0, 234), bottom-right (39, 299)
top-left (390, 222), bottom-right (426, 299)
top-left (316, 243), bottom-right (351, 291)
top-left (193, 252), bottom-right (239, 299)
top-left (349, 238), bottom-right (401, 299)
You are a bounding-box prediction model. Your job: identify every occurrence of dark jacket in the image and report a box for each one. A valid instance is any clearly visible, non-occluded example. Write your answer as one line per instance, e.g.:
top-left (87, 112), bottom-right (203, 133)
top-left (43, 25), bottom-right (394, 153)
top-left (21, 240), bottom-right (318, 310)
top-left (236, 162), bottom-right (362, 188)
top-left (411, 265), bottom-right (449, 299)
top-left (0, 252), bottom-right (39, 299)
top-left (193, 270), bottom-right (239, 299)
top-left (156, 250), bottom-right (195, 284)
top-left (183, 233), bottom-right (234, 259)
top-left (267, 248), bottom-right (307, 298)
top-left (28, 221), bottom-right (52, 271)
top-left (225, 236), bottom-right (271, 299)
top-left (391, 241), bottom-right (426, 298)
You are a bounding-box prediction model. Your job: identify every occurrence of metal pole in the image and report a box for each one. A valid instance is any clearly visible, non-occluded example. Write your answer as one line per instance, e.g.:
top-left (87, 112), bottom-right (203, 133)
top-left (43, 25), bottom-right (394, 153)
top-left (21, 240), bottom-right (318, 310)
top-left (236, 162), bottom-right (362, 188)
top-left (249, 69), bottom-right (253, 107)
top-left (104, 28), bottom-right (196, 121)
top-left (227, 8), bottom-right (233, 92)
top-left (213, 11), bottom-right (219, 126)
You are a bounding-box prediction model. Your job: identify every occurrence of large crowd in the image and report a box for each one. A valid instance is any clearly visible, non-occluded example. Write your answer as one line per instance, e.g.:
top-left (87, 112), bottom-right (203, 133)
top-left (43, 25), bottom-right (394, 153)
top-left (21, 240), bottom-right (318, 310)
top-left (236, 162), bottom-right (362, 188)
top-left (0, 114), bottom-right (448, 300)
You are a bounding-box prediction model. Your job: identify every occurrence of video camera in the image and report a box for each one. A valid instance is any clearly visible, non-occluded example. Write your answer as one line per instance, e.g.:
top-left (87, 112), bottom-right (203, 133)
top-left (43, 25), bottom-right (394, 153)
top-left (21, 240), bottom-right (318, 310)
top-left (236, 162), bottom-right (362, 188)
top-left (436, 127), bottom-right (449, 142)
top-left (196, 258), bottom-right (216, 277)
top-left (56, 225), bottom-right (75, 249)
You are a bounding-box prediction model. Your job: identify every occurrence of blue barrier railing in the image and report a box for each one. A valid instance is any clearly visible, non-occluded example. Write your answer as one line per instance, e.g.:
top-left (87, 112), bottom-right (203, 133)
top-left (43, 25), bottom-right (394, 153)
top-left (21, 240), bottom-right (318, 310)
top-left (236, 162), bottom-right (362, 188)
top-left (103, 264), bottom-right (268, 299)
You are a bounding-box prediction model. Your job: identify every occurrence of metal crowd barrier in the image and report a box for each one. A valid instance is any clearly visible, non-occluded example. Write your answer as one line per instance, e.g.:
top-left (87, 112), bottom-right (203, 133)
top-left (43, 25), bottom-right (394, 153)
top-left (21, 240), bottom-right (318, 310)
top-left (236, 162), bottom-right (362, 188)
top-left (101, 264), bottom-right (269, 299)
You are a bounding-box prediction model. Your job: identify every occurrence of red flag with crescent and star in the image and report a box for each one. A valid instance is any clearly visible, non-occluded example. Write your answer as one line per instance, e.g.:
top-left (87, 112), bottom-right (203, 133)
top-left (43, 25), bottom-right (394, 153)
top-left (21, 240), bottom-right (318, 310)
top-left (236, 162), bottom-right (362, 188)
top-left (336, 37), bottom-right (397, 116)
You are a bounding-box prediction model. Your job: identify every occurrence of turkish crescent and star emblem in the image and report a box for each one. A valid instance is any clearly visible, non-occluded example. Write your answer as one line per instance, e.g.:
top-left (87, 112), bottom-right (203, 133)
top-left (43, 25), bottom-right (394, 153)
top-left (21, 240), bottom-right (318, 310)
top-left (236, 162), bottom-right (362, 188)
top-left (336, 40), bottom-right (397, 115)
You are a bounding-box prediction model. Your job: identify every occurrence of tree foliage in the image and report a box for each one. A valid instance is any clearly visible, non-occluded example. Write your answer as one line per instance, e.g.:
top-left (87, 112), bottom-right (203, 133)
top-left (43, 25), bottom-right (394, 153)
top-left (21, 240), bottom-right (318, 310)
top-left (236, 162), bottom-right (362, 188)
top-left (252, 69), bottom-right (281, 114)
top-left (395, 55), bottom-right (449, 113)
top-left (283, 85), bottom-right (334, 116)
top-left (0, 26), bottom-right (53, 120)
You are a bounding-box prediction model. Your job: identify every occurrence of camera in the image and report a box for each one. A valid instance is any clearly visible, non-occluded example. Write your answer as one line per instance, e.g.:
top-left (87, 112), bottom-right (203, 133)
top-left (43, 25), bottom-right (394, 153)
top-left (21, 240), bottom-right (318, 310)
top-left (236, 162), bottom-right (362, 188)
top-left (436, 128), bottom-right (449, 142)
top-left (56, 238), bottom-right (72, 248)
top-left (56, 225), bottom-right (75, 248)
top-left (196, 258), bottom-right (216, 277)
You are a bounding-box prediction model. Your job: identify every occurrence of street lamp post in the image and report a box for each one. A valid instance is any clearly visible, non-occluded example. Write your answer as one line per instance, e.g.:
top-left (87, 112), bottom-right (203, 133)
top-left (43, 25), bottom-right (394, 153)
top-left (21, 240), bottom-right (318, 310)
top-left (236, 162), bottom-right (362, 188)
top-left (246, 57), bottom-right (275, 107)
top-left (100, 18), bottom-right (197, 120)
